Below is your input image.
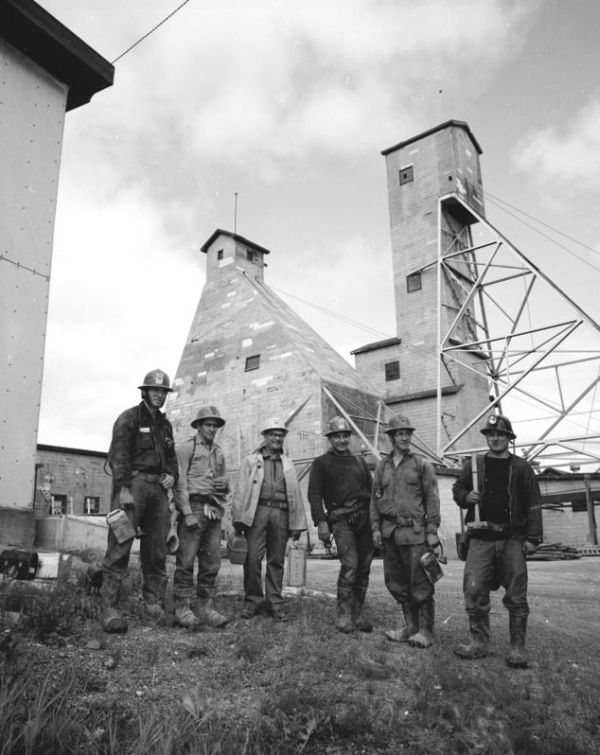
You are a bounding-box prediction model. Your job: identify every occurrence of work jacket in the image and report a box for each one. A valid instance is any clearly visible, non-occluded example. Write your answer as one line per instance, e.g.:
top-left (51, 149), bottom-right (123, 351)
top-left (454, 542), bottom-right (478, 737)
top-left (308, 450), bottom-right (372, 526)
top-left (370, 452), bottom-right (440, 544)
top-left (452, 453), bottom-right (543, 544)
top-left (108, 402), bottom-right (177, 489)
top-left (231, 451), bottom-right (308, 532)
top-left (174, 435), bottom-right (228, 517)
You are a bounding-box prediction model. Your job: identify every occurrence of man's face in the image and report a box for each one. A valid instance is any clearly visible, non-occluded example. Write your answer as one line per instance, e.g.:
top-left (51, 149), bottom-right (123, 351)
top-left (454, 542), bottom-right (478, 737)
top-left (198, 419), bottom-right (220, 443)
top-left (328, 431), bottom-right (351, 454)
top-left (264, 430), bottom-right (286, 454)
top-left (485, 430), bottom-right (510, 456)
top-left (145, 387), bottom-right (169, 409)
top-left (390, 429), bottom-right (413, 453)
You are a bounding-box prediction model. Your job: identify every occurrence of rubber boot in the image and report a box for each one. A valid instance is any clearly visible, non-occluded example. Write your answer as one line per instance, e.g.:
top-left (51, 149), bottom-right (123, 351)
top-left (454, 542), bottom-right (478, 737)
top-left (351, 586), bottom-right (373, 633)
top-left (196, 597), bottom-right (229, 628)
top-left (336, 590), bottom-right (355, 633)
top-left (408, 599), bottom-right (434, 648)
top-left (385, 603), bottom-right (418, 642)
top-left (175, 598), bottom-right (200, 628)
top-left (101, 574), bottom-right (128, 634)
top-left (143, 576), bottom-right (166, 623)
top-left (454, 615), bottom-right (490, 659)
top-left (506, 614), bottom-right (528, 669)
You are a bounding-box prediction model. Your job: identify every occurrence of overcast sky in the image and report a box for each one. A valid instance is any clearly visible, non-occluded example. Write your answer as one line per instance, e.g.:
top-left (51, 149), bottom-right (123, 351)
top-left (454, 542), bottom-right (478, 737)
top-left (36, 0), bottom-right (600, 452)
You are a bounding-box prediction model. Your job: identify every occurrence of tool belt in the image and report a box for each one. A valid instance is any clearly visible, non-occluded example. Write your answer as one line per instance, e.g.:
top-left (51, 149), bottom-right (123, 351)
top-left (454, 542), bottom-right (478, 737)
top-left (258, 499), bottom-right (288, 510)
top-left (189, 493), bottom-right (211, 503)
top-left (328, 503), bottom-right (368, 525)
top-left (133, 472), bottom-right (162, 483)
top-left (383, 513), bottom-right (415, 528)
top-left (467, 522), bottom-right (509, 541)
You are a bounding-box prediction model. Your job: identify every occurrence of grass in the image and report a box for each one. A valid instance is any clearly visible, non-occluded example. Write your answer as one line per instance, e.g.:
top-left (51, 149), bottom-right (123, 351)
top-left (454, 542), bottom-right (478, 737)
top-left (0, 563), bottom-right (599, 754)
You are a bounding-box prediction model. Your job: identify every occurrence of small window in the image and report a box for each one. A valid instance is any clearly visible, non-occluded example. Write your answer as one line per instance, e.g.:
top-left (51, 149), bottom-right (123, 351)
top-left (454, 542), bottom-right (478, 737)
top-left (385, 361), bottom-right (400, 381)
top-left (84, 496), bottom-right (101, 515)
top-left (399, 165), bottom-right (414, 185)
top-left (217, 249), bottom-right (224, 260)
top-left (406, 272), bottom-right (422, 292)
top-left (244, 354), bottom-right (260, 372)
top-left (246, 250), bottom-right (254, 262)
top-left (51, 494), bottom-right (67, 515)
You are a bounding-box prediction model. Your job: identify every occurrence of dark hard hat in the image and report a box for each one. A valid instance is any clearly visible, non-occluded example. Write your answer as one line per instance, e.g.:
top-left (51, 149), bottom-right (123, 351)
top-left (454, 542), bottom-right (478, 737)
top-left (262, 417), bottom-right (288, 435)
top-left (384, 414), bottom-right (415, 435)
top-left (325, 416), bottom-right (353, 436)
top-left (191, 405), bottom-right (225, 429)
top-left (138, 369), bottom-right (172, 392)
top-left (480, 414), bottom-right (516, 440)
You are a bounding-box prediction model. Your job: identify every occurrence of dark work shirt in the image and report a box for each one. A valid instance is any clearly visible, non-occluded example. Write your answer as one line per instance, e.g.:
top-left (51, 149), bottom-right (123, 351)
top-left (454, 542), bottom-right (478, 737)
top-left (308, 450), bottom-right (372, 525)
top-left (260, 452), bottom-right (287, 502)
top-left (481, 456), bottom-right (510, 525)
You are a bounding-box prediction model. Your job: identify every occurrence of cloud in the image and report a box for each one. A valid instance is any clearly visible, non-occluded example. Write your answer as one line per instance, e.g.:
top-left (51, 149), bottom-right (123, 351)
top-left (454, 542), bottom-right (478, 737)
top-left (513, 95), bottom-right (600, 189)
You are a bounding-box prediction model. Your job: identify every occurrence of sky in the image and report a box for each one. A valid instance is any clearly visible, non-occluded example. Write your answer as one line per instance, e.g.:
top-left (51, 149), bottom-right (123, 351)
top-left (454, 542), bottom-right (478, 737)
top-left (35, 0), bottom-right (600, 453)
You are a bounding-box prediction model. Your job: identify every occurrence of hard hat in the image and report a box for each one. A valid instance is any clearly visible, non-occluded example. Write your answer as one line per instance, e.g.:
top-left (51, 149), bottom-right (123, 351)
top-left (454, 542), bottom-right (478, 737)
top-left (138, 369), bottom-right (173, 392)
top-left (262, 417), bottom-right (288, 435)
top-left (191, 405), bottom-right (225, 429)
top-left (324, 416), bottom-right (353, 436)
top-left (480, 414), bottom-right (516, 440)
top-left (384, 414), bottom-right (415, 434)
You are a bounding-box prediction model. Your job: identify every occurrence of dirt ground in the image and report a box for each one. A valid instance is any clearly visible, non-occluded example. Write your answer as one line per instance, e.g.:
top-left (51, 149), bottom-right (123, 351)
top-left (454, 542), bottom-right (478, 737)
top-left (6, 554), bottom-right (600, 753)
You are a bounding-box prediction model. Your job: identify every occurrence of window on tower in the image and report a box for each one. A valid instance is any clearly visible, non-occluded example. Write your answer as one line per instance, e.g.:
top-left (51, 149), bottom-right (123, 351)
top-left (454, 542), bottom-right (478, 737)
top-left (244, 354), bottom-right (260, 372)
top-left (399, 165), bottom-right (414, 185)
top-left (217, 249), bottom-right (224, 260)
top-left (385, 361), bottom-right (400, 382)
top-left (406, 272), bottom-right (422, 292)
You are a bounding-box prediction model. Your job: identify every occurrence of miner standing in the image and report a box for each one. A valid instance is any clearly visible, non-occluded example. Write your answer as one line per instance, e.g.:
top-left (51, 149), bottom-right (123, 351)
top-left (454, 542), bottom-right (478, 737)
top-left (172, 405), bottom-right (230, 629)
top-left (101, 369), bottom-right (178, 633)
top-left (231, 418), bottom-right (307, 620)
top-left (371, 415), bottom-right (441, 648)
top-left (453, 414), bottom-right (542, 668)
top-left (308, 417), bottom-right (374, 633)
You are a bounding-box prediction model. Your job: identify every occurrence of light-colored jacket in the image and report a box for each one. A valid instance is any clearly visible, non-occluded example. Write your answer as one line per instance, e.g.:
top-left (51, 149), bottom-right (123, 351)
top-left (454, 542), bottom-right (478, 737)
top-left (231, 452), bottom-right (308, 532)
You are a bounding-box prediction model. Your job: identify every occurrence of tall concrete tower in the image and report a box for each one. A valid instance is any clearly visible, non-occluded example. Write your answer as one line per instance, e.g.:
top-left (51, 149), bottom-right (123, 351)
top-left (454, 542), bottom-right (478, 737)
top-left (353, 121), bottom-right (491, 454)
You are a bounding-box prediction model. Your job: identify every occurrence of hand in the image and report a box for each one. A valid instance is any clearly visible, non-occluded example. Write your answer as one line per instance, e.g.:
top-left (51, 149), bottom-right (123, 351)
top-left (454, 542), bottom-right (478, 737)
top-left (426, 532), bottom-right (440, 549)
top-left (166, 527), bottom-right (179, 554)
top-left (317, 520), bottom-right (330, 542)
top-left (119, 488), bottom-right (134, 507)
top-left (233, 522), bottom-right (246, 537)
top-left (372, 530), bottom-right (382, 550)
top-left (289, 530), bottom-right (301, 542)
top-left (465, 491), bottom-right (481, 505)
top-left (212, 477), bottom-right (229, 494)
top-left (522, 540), bottom-right (538, 556)
top-left (184, 513), bottom-right (200, 530)
top-left (203, 503), bottom-right (220, 520)
top-left (160, 474), bottom-right (175, 490)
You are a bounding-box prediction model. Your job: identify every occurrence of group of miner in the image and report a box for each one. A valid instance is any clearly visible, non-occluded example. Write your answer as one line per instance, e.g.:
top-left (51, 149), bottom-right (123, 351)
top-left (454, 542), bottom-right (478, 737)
top-left (100, 368), bottom-right (543, 669)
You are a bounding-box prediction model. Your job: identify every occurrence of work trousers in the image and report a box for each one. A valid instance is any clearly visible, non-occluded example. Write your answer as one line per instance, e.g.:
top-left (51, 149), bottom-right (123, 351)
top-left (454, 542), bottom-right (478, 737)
top-left (102, 475), bottom-right (169, 604)
top-left (463, 536), bottom-right (529, 620)
top-left (243, 504), bottom-right (289, 609)
top-left (382, 535), bottom-right (433, 606)
top-left (173, 500), bottom-right (222, 601)
top-left (331, 509), bottom-right (374, 603)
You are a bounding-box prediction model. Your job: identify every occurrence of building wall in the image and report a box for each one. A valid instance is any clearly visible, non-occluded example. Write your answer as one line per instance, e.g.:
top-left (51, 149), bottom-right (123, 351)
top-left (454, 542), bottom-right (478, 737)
top-left (34, 445), bottom-right (112, 518)
top-left (0, 41), bottom-right (67, 516)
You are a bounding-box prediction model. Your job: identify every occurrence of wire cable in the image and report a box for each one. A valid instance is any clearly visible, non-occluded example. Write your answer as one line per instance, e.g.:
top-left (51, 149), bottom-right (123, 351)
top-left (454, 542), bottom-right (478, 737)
top-left (111, 0), bottom-right (192, 64)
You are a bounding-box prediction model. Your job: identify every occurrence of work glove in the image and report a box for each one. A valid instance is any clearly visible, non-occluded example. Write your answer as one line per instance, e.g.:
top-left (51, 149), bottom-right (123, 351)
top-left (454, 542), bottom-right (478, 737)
top-left (118, 487), bottom-right (134, 508)
top-left (317, 520), bottom-right (331, 542)
top-left (426, 532), bottom-right (440, 549)
top-left (184, 513), bottom-right (200, 531)
top-left (372, 530), bottom-right (382, 550)
top-left (212, 477), bottom-right (229, 494)
top-left (203, 503), bottom-right (220, 520)
top-left (233, 522), bottom-right (246, 537)
top-left (160, 473), bottom-right (175, 490)
top-left (166, 526), bottom-right (179, 554)
top-left (465, 491), bottom-right (481, 505)
top-left (289, 530), bottom-right (302, 542)
top-left (522, 540), bottom-right (538, 556)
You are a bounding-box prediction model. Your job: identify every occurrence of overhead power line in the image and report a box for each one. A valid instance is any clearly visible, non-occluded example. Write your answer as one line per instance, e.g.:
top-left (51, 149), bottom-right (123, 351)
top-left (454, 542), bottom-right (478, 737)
top-left (111, 0), bottom-right (191, 64)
